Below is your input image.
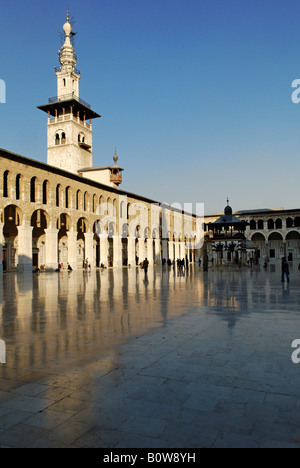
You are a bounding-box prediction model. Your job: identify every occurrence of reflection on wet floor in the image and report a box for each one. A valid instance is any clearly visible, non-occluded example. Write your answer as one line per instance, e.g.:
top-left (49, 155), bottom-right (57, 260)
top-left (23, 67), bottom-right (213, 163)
top-left (1, 264), bottom-right (300, 447)
top-left (0, 264), bottom-right (299, 374)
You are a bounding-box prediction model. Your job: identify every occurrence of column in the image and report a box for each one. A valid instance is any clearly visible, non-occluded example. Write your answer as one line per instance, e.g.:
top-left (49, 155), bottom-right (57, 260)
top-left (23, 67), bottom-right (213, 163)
top-left (113, 236), bottom-right (122, 268)
top-left (174, 241), bottom-right (180, 261)
top-left (138, 237), bottom-right (145, 265)
top-left (283, 240), bottom-right (287, 258)
top-left (45, 228), bottom-right (59, 270)
top-left (67, 230), bottom-right (78, 270)
top-left (128, 237), bottom-right (136, 267)
top-left (84, 231), bottom-right (95, 267)
top-left (147, 238), bottom-right (154, 266)
top-left (0, 223), bottom-right (3, 275)
top-left (162, 239), bottom-right (168, 262)
top-left (17, 225), bottom-right (33, 273)
top-left (100, 234), bottom-right (109, 268)
top-left (168, 240), bottom-right (174, 262)
top-left (154, 239), bottom-right (161, 264)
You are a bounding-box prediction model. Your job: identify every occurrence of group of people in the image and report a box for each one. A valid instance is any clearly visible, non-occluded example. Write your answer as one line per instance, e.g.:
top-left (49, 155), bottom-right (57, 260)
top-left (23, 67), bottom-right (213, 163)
top-left (161, 257), bottom-right (190, 270)
top-left (55, 263), bottom-right (73, 272)
top-left (83, 259), bottom-right (91, 271)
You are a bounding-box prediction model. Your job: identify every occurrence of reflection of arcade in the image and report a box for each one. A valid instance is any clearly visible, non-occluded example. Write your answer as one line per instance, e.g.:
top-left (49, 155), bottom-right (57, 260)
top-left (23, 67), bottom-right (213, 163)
top-left (0, 268), bottom-right (201, 372)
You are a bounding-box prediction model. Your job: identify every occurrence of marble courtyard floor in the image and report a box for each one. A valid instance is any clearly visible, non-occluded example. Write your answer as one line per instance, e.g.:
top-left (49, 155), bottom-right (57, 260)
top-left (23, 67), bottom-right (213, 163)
top-left (1, 264), bottom-right (300, 448)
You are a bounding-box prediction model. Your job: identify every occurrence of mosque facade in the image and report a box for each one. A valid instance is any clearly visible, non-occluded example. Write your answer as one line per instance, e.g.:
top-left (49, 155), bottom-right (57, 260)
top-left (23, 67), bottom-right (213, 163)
top-left (0, 13), bottom-right (202, 274)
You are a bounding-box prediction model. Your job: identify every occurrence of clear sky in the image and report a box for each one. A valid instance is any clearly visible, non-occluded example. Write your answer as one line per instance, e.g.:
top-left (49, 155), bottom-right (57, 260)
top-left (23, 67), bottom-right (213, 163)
top-left (1, 0), bottom-right (300, 215)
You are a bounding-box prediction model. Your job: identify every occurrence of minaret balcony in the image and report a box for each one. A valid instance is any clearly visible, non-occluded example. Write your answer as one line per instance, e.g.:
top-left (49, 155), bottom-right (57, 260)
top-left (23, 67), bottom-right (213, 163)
top-left (110, 173), bottom-right (123, 185)
top-left (48, 93), bottom-right (91, 109)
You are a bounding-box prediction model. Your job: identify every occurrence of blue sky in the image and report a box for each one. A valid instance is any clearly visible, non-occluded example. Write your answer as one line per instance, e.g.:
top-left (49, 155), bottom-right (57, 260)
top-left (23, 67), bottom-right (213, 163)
top-left (1, 0), bottom-right (300, 214)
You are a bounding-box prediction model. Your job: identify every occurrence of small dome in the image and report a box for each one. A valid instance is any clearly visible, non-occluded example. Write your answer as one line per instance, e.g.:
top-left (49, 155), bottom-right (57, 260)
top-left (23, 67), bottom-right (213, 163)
top-left (224, 204), bottom-right (232, 216)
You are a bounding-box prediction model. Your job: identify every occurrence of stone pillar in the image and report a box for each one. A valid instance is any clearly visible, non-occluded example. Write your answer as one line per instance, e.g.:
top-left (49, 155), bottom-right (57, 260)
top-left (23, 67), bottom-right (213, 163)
top-left (162, 239), bottom-right (168, 262)
top-left (0, 223), bottom-right (3, 275)
top-left (67, 230), bottom-right (78, 270)
top-left (128, 237), bottom-right (136, 267)
top-left (138, 237), bottom-right (145, 265)
top-left (147, 238), bottom-right (154, 266)
top-left (168, 241), bottom-right (174, 261)
top-left (154, 239), bottom-right (161, 264)
top-left (100, 235), bottom-right (109, 268)
top-left (174, 241), bottom-right (180, 261)
top-left (84, 232), bottom-right (94, 267)
top-left (113, 236), bottom-right (122, 268)
top-left (17, 225), bottom-right (33, 273)
top-left (283, 240), bottom-right (287, 258)
top-left (45, 228), bottom-right (59, 270)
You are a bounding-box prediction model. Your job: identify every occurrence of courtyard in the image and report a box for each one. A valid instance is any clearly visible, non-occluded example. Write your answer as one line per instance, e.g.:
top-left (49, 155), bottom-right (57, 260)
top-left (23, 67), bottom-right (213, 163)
top-left (0, 263), bottom-right (300, 447)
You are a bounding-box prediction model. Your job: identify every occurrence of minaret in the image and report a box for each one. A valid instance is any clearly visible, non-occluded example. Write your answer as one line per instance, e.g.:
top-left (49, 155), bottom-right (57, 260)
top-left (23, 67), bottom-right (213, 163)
top-left (38, 11), bottom-right (101, 174)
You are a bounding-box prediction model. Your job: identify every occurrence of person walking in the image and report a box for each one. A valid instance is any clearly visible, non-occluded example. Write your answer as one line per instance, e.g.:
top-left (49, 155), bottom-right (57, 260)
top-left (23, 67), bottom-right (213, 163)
top-left (281, 257), bottom-right (290, 283)
top-left (143, 258), bottom-right (149, 276)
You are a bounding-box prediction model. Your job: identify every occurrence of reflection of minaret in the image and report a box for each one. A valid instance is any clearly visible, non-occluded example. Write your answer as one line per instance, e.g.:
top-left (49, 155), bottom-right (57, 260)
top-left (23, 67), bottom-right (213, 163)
top-left (38, 10), bottom-right (101, 174)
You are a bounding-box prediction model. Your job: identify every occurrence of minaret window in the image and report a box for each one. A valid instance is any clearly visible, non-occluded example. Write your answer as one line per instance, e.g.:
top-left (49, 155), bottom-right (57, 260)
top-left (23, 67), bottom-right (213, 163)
top-left (61, 132), bottom-right (66, 144)
top-left (55, 133), bottom-right (60, 145)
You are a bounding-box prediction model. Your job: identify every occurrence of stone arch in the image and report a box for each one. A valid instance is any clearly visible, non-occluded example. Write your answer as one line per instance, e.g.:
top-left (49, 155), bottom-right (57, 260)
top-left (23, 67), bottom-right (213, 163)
top-left (56, 184), bottom-right (62, 207)
top-left (120, 200), bottom-right (126, 219)
top-left (84, 191), bottom-right (90, 212)
top-left (16, 173), bottom-right (23, 201)
top-left (76, 190), bottom-right (83, 211)
top-left (65, 186), bottom-right (72, 209)
top-left (257, 219), bottom-right (264, 230)
top-left (268, 231), bottom-right (283, 241)
top-left (42, 180), bottom-right (49, 205)
top-left (77, 217), bottom-right (89, 236)
top-left (295, 217), bottom-right (300, 228)
top-left (286, 231), bottom-right (300, 240)
top-left (30, 176), bottom-right (37, 203)
top-left (251, 232), bottom-right (266, 242)
top-left (3, 170), bottom-right (9, 198)
top-left (92, 194), bottom-right (97, 214)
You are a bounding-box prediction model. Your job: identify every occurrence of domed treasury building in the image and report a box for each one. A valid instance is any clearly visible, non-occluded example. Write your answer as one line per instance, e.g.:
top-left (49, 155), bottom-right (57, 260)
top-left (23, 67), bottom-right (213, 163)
top-left (0, 13), bottom-right (202, 274)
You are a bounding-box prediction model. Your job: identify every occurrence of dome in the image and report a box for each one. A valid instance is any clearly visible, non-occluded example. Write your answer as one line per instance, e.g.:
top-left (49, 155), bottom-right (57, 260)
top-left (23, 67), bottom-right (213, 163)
top-left (224, 204), bottom-right (233, 216)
